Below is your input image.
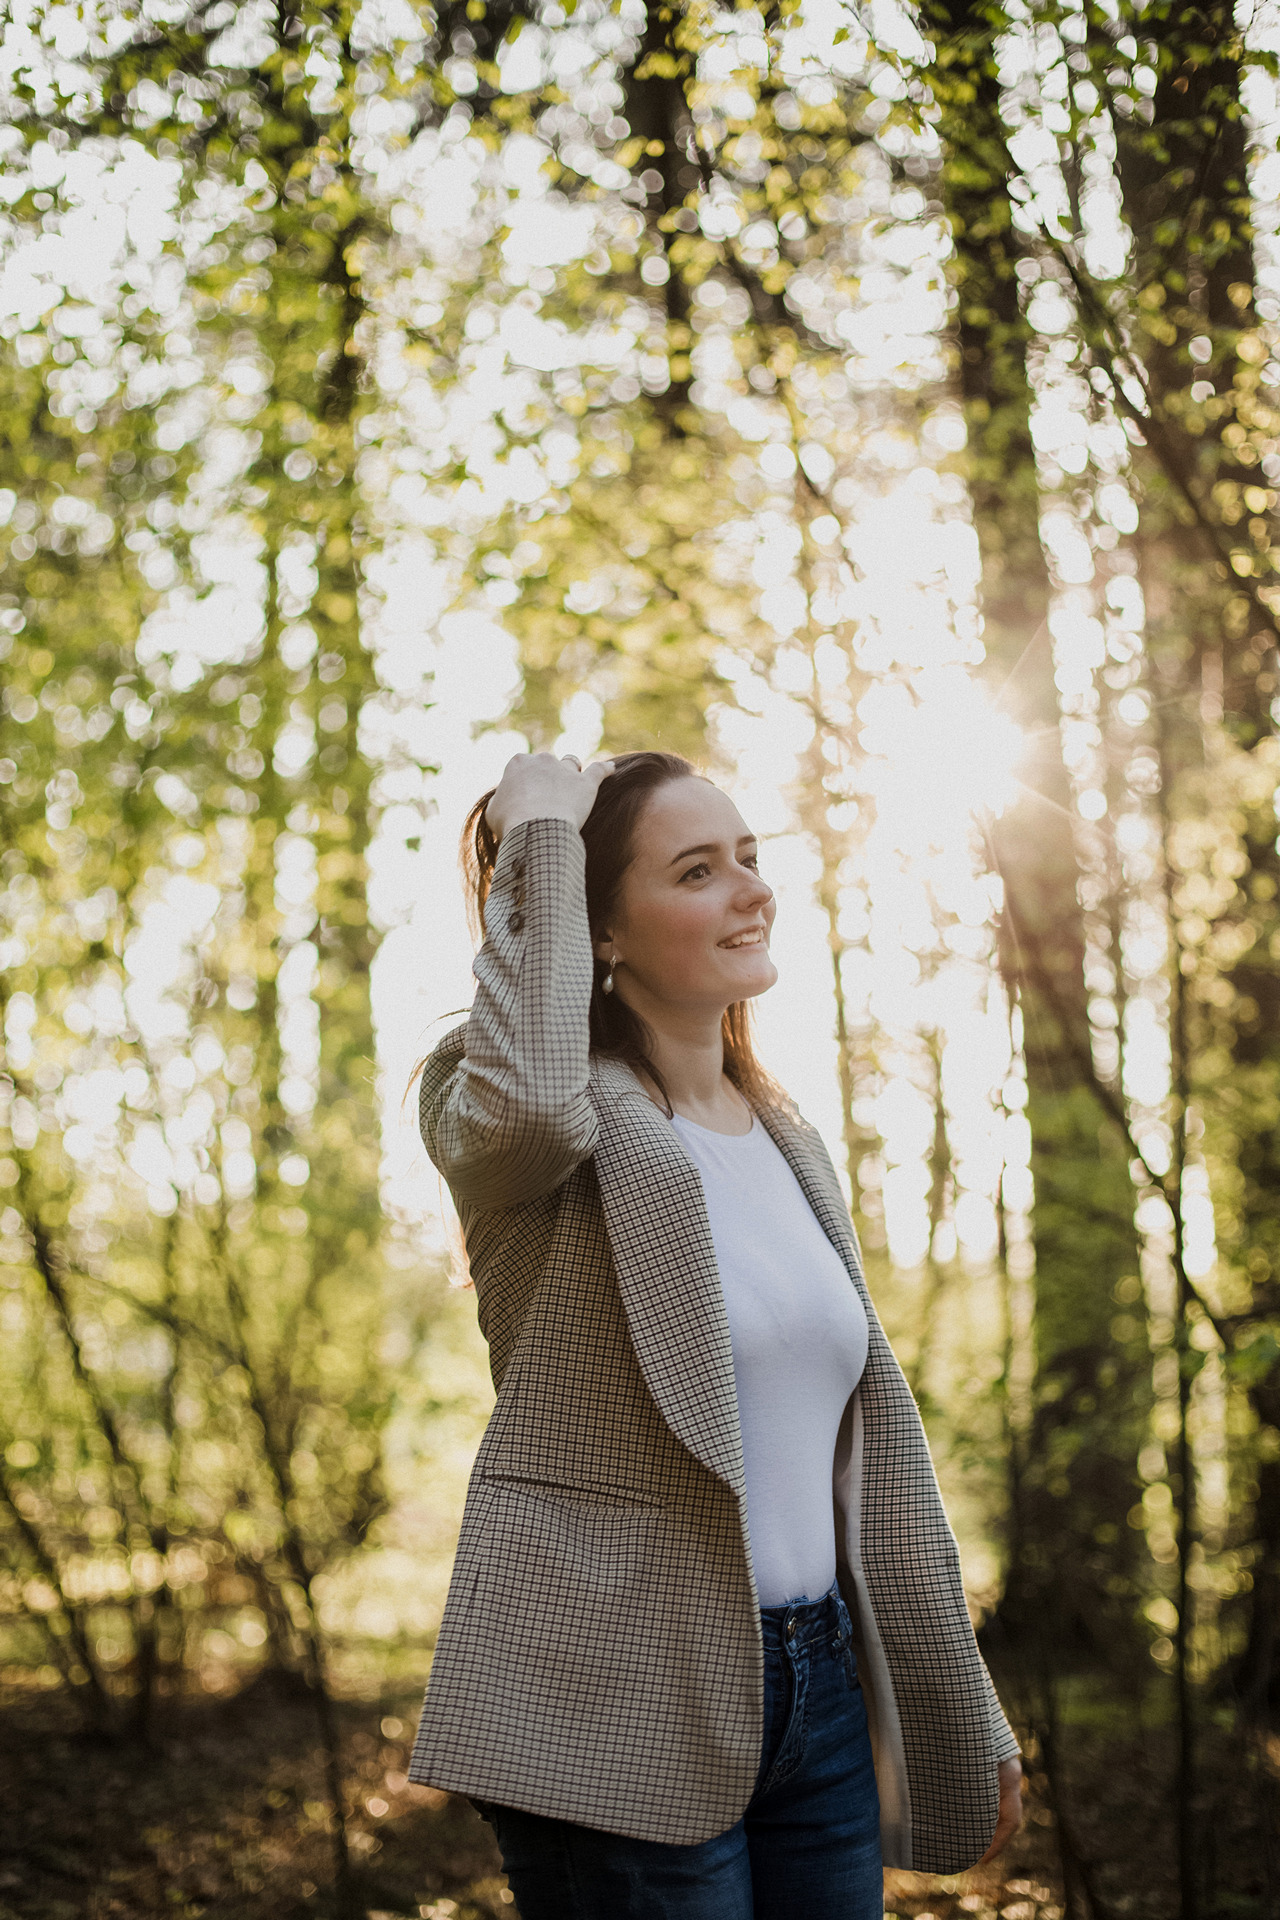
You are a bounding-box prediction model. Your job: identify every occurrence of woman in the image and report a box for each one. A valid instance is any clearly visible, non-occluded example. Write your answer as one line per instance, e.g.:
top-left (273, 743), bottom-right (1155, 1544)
top-left (409, 748), bottom-right (1022, 1918)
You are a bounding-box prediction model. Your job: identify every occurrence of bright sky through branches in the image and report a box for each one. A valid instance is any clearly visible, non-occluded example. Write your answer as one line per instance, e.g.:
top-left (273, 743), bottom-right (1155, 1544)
top-left (7, 0), bottom-right (1244, 1292)
top-left (0, 7), bottom-right (1043, 1282)
top-left (369, 108), bottom-right (1033, 1280)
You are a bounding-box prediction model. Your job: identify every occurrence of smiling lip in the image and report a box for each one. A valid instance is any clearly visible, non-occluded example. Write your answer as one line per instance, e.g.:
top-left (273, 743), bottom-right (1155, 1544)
top-left (718, 928), bottom-right (768, 950)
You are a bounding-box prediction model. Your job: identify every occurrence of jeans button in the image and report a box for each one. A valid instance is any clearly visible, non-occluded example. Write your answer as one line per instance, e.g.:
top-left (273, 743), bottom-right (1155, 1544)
top-left (785, 1613), bottom-right (797, 1641)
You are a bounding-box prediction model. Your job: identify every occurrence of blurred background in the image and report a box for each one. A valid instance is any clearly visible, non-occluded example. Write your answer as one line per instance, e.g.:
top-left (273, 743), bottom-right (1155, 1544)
top-left (0, 1), bottom-right (1277, 1916)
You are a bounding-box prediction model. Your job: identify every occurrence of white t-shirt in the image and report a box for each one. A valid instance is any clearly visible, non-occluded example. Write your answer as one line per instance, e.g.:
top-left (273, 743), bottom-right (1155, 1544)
top-left (669, 1112), bottom-right (869, 1608)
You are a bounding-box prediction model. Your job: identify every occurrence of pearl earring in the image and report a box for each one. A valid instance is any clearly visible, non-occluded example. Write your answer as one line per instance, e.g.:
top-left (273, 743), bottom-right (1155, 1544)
top-left (602, 953), bottom-right (616, 995)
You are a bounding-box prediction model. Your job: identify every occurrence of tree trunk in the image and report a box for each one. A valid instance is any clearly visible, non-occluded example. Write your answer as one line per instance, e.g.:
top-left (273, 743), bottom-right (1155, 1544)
top-left (927, 0), bottom-right (1148, 1662)
top-left (1110, 7), bottom-right (1280, 1717)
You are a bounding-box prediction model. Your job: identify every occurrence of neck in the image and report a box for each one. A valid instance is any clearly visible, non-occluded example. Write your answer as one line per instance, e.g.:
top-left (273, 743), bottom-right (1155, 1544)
top-left (616, 985), bottom-right (744, 1125)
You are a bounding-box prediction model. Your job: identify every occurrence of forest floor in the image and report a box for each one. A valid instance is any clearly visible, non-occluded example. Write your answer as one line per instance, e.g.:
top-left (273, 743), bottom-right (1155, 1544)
top-left (0, 1668), bottom-right (1269, 1919)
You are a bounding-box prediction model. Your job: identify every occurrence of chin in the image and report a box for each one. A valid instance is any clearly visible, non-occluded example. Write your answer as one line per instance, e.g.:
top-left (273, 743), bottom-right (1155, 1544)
top-left (726, 960), bottom-right (777, 999)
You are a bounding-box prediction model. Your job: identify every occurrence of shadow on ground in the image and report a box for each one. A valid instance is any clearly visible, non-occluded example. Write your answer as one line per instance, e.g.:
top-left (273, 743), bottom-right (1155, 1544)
top-left (0, 1675), bottom-right (506, 1920)
top-left (5, 1669), bottom-right (1249, 1920)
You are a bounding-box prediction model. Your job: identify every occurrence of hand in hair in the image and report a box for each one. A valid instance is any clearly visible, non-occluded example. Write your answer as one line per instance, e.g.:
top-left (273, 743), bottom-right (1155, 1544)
top-left (485, 751), bottom-right (617, 844)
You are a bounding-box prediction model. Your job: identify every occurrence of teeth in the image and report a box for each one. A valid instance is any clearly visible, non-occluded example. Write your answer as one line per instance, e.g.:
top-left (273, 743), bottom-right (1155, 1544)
top-left (721, 932), bottom-right (763, 949)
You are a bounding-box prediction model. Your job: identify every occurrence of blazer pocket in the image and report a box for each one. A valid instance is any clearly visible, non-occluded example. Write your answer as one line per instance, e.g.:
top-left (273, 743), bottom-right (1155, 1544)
top-left (469, 1479), bottom-right (668, 1658)
top-left (480, 1472), bottom-right (668, 1515)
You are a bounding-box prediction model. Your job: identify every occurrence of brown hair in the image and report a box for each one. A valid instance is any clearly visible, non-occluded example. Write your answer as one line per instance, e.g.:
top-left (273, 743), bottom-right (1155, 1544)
top-left (458, 750), bottom-right (780, 1116)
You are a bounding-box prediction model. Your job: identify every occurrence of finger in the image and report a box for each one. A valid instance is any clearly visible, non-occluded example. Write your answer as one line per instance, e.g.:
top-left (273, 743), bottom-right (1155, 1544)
top-left (978, 1826), bottom-right (1010, 1866)
top-left (561, 753), bottom-right (582, 769)
top-left (979, 1803), bottom-right (1017, 1865)
top-left (584, 758), bottom-right (617, 789)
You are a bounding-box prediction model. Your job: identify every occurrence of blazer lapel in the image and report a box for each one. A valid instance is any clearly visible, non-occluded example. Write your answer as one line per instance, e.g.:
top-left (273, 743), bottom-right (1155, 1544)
top-left (753, 1101), bottom-right (866, 1293)
top-left (589, 1059), bottom-right (745, 1497)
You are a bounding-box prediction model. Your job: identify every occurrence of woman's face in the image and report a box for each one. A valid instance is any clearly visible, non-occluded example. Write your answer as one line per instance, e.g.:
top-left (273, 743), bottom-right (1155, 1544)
top-left (596, 777), bottom-right (777, 1018)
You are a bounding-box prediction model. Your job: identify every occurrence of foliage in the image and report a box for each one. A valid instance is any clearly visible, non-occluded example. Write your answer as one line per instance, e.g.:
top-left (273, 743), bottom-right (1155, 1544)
top-left (0, 6), bottom-right (450, 1910)
top-left (3, 1), bottom-right (1280, 1915)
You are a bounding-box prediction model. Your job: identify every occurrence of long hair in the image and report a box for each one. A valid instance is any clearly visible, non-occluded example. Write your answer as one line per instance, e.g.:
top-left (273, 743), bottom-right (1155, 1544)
top-left (458, 750), bottom-right (780, 1115)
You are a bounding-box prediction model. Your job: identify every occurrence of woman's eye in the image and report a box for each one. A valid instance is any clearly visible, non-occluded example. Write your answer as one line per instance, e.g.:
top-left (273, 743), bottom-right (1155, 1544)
top-left (679, 862), bottom-right (711, 882)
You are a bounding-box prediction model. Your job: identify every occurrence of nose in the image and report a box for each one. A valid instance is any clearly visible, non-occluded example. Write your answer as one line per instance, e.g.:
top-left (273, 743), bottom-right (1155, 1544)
top-left (738, 865), bottom-right (773, 910)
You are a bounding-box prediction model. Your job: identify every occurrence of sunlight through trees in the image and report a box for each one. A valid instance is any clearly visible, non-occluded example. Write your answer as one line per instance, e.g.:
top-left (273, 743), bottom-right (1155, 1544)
top-left (2, 2), bottom-right (1279, 1915)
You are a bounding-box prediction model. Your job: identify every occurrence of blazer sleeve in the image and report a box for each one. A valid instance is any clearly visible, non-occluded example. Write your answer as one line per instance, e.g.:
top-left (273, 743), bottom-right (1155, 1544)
top-left (985, 1669), bottom-right (1021, 1763)
top-left (420, 816), bottom-right (599, 1208)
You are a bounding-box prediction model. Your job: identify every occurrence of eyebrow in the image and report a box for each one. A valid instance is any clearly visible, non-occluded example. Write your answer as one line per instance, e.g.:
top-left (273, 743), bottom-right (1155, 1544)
top-left (668, 835), bottom-right (758, 867)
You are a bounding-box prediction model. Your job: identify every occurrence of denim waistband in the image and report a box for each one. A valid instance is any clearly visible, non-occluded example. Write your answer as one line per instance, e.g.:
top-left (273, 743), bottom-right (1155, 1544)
top-left (759, 1580), bottom-right (848, 1652)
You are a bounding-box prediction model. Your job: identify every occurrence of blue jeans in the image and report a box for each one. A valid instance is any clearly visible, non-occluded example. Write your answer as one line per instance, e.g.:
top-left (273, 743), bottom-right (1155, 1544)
top-left (478, 1582), bottom-right (883, 1918)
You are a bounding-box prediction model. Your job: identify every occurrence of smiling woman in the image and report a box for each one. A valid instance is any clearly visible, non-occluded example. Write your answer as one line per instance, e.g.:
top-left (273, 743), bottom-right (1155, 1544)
top-left (584, 772), bottom-right (778, 1129)
top-left (459, 749), bottom-right (781, 1121)
top-left (406, 750), bottom-right (1022, 1920)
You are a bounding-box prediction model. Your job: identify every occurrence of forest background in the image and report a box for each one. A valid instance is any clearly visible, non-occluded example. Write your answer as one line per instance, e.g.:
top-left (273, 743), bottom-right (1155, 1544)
top-left (1, 1), bottom-right (1278, 1917)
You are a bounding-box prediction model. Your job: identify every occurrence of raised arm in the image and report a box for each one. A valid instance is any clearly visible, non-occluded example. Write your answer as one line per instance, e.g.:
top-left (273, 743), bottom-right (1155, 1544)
top-left (421, 754), bottom-right (615, 1208)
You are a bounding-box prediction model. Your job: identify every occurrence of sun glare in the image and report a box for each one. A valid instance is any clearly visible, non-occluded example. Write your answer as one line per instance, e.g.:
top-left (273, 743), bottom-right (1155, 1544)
top-left (6, 29), bottom-right (1050, 1291)
top-left (867, 675), bottom-right (1025, 831)
top-left (370, 99), bottom-right (1050, 1282)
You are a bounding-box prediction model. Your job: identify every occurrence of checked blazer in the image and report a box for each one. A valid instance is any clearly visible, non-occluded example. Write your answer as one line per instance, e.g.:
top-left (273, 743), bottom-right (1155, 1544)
top-left (408, 816), bottom-right (1020, 1870)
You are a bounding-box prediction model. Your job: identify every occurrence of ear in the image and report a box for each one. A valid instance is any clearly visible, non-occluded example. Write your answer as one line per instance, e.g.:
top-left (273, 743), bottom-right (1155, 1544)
top-left (591, 932), bottom-right (614, 964)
